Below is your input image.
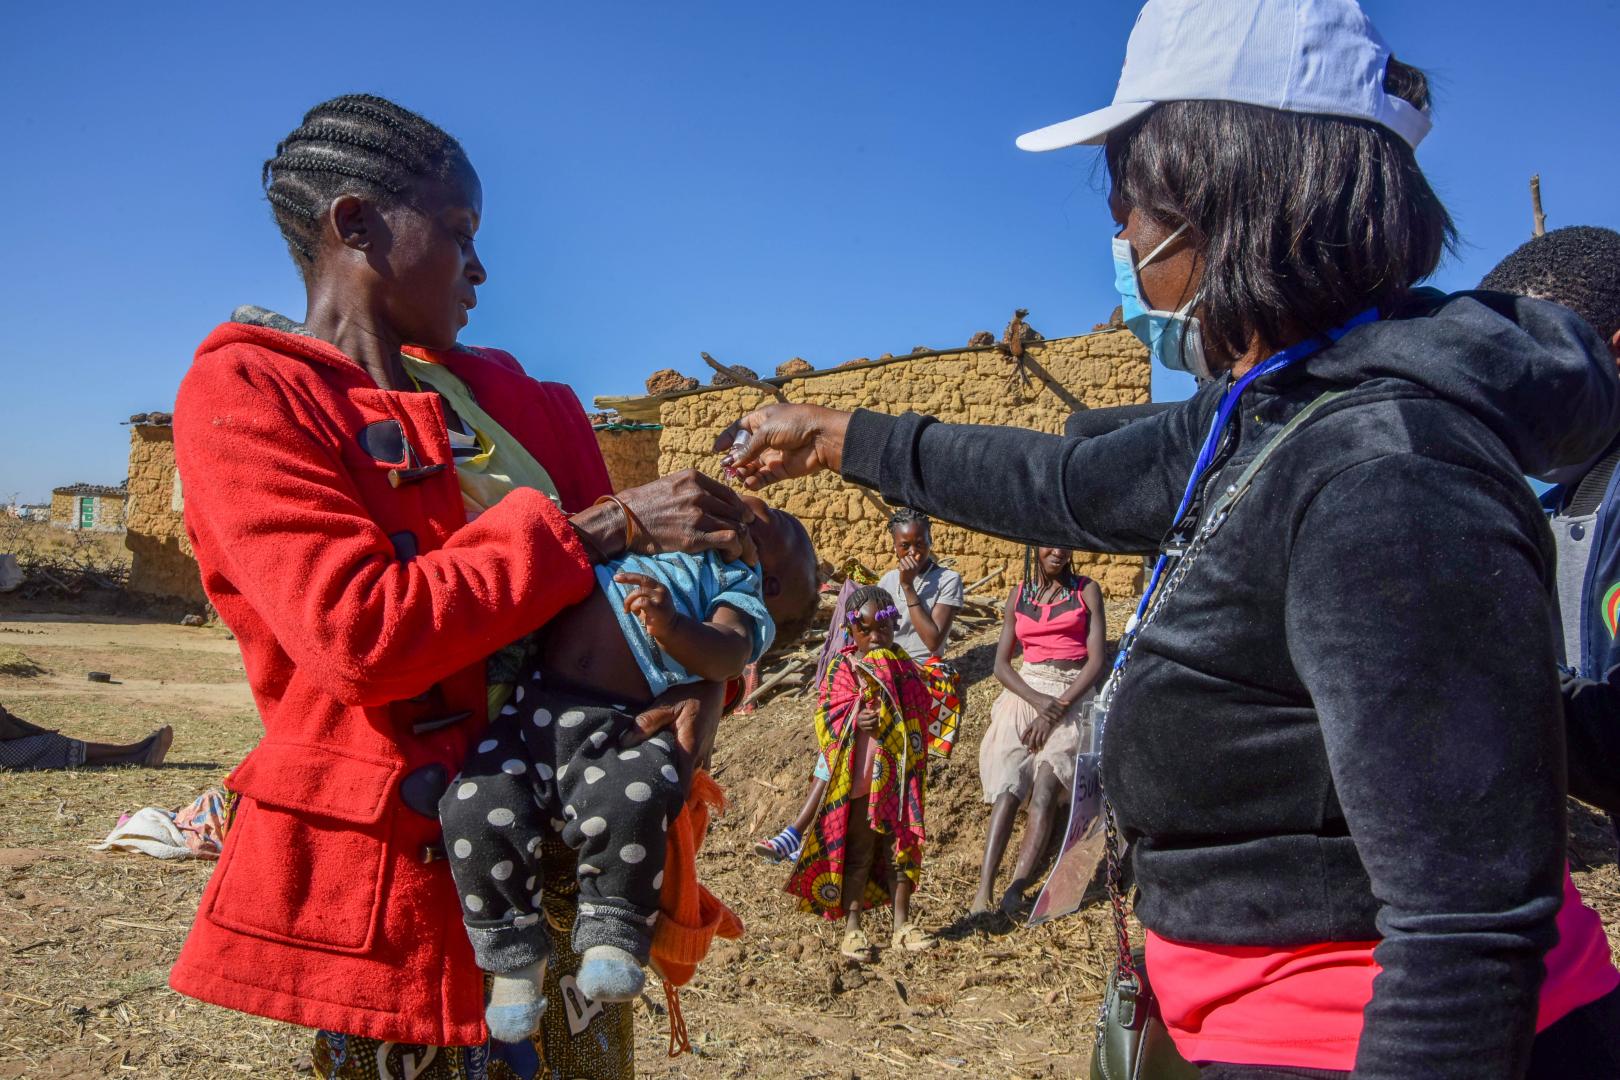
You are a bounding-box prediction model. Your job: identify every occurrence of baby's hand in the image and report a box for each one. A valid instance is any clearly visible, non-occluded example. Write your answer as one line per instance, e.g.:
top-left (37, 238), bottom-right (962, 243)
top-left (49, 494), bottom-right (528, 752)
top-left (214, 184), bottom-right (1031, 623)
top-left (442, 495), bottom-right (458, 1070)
top-left (615, 572), bottom-right (678, 638)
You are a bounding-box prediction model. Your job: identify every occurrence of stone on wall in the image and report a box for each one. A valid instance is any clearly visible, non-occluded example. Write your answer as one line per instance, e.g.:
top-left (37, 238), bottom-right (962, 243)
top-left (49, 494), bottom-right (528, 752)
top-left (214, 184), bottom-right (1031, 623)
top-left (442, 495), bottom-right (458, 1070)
top-left (776, 358), bottom-right (814, 378)
top-left (645, 369), bottom-right (699, 395)
top-left (646, 330), bottom-right (1152, 607)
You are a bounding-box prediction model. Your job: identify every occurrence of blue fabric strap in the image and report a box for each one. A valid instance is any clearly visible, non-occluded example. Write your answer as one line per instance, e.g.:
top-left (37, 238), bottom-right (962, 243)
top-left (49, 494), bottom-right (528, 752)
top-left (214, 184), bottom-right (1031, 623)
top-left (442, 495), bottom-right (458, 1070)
top-left (1114, 309), bottom-right (1378, 673)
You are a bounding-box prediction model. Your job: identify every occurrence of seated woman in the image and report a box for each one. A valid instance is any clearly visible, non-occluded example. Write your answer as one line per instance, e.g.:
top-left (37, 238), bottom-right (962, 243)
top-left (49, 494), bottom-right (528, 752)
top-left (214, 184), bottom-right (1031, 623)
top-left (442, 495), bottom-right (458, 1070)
top-left (878, 507), bottom-right (963, 667)
top-left (971, 547), bottom-right (1105, 916)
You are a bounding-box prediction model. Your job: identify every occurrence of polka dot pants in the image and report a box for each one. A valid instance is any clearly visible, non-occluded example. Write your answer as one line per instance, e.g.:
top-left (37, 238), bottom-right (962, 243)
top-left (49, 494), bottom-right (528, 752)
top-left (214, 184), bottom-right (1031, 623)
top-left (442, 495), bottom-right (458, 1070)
top-left (439, 677), bottom-right (686, 973)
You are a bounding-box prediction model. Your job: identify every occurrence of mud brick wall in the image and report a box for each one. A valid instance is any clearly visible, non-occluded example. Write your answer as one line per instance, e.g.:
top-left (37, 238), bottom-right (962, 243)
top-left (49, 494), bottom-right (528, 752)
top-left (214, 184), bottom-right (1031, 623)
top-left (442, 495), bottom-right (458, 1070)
top-left (594, 427), bottom-right (663, 493)
top-left (650, 330), bottom-right (1152, 607)
top-left (124, 424), bottom-right (207, 605)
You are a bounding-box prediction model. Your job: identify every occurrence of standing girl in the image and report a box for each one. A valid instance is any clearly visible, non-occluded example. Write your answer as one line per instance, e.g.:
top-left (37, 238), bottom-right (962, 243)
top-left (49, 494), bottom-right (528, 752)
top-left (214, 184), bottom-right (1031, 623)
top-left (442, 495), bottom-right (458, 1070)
top-left (786, 586), bottom-right (936, 961)
top-left (971, 547), bottom-right (1106, 916)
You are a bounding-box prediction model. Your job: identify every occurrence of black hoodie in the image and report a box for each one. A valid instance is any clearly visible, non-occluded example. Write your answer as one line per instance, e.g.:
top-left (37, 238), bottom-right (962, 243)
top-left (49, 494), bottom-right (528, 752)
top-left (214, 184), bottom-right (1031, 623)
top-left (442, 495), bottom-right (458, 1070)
top-left (839, 292), bottom-right (1620, 1079)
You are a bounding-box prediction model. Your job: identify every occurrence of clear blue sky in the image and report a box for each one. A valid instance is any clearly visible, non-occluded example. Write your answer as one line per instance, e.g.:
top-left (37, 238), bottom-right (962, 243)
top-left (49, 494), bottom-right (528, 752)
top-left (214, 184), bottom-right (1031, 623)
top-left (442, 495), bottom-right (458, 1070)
top-left (2, 1), bottom-right (1615, 504)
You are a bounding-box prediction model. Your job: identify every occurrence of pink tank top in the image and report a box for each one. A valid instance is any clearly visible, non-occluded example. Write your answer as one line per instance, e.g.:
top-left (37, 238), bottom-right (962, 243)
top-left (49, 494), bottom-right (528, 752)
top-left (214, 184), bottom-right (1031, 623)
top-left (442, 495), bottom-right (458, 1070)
top-left (1012, 580), bottom-right (1092, 665)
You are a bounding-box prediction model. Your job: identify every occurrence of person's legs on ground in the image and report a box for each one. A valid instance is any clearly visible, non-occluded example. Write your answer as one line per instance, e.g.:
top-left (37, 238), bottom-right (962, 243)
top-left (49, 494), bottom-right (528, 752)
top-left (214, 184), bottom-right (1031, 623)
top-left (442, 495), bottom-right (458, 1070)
top-left (82, 726), bottom-right (173, 767)
top-left (972, 793), bottom-right (1021, 914)
top-left (756, 775), bottom-right (827, 862)
top-left (439, 712), bottom-right (552, 1041)
top-left (887, 839), bottom-right (935, 950)
top-left (1002, 765), bottom-right (1067, 911)
top-left (552, 701), bottom-right (685, 1003)
top-left (976, 686), bottom-right (1038, 912)
top-left (839, 797), bottom-right (878, 961)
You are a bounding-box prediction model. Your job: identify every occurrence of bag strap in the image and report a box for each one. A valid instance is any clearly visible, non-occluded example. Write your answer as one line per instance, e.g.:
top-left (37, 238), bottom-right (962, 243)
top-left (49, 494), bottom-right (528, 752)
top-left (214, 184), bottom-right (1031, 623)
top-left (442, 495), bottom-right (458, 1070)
top-left (1104, 389), bottom-right (1347, 985)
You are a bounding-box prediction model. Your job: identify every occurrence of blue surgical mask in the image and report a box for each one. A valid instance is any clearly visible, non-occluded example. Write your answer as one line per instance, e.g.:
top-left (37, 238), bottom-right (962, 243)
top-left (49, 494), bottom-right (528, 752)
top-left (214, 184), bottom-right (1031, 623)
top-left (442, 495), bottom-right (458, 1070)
top-left (1112, 224), bottom-right (1211, 381)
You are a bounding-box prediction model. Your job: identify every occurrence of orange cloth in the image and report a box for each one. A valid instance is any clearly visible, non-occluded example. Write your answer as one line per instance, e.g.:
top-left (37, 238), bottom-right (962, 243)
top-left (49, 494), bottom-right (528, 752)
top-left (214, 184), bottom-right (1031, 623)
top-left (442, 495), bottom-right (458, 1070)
top-left (649, 769), bottom-right (742, 1057)
top-left (651, 770), bottom-right (742, 986)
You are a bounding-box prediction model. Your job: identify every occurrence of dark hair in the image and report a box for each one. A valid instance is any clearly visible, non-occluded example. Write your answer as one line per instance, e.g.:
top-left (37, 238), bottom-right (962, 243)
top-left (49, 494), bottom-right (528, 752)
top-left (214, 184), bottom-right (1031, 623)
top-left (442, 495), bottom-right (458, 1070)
top-left (1020, 546), bottom-right (1077, 605)
top-left (887, 507), bottom-right (931, 539)
top-left (846, 585), bottom-right (896, 615)
top-left (262, 94), bottom-right (469, 274)
top-left (1480, 226), bottom-right (1620, 343)
top-left (1105, 58), bottom-right (1455, 359)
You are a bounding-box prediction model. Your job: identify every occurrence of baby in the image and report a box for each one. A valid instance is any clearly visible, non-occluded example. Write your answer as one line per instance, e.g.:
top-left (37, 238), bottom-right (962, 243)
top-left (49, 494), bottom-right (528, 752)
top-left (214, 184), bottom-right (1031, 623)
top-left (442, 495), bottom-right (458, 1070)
top-left (440, 493), bottom-right (818, 1041)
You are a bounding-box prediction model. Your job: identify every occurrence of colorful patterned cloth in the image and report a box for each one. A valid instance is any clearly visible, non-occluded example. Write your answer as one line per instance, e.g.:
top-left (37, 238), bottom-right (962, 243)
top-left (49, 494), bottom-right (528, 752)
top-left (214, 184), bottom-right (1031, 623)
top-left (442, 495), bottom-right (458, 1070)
top-left (786, 646), bottom-right (929, 919)
top-left (916, 656), bottom-right (961, 759)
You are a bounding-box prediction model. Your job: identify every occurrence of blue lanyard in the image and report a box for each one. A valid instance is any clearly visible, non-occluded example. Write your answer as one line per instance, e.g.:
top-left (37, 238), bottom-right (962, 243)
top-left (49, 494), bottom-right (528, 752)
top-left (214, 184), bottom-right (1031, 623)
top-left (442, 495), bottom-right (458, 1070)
top-left (1113, 309), bottom-right (1378, 672)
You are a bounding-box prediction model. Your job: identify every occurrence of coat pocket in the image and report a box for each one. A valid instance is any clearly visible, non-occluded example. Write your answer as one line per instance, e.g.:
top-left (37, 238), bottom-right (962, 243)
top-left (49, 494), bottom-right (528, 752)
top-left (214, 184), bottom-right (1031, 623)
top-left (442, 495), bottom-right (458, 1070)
top-left (206, 741), bottom-right (401, 954)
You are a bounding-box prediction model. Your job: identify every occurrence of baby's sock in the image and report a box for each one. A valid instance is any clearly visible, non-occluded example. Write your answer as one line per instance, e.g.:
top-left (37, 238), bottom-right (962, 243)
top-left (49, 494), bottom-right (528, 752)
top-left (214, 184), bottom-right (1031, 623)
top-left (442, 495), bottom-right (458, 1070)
top-left (576, 945), bottom-right (646, 1003)
top-left (485, 960), bottom-right (547, 1043)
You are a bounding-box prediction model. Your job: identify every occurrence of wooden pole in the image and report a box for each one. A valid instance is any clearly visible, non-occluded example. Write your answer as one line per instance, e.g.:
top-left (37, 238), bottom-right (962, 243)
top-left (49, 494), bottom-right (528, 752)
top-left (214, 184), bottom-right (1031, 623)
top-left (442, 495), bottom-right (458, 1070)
top-left (1530, 174), bottom-right (1547, 238)
top-left (700, 352), bottom-right (789, 404)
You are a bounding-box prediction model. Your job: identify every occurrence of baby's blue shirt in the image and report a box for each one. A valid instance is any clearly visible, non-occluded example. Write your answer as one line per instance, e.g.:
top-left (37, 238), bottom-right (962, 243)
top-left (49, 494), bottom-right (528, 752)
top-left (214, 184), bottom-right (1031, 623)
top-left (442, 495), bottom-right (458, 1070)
top-left (594, 550), bottom-right (775, 698)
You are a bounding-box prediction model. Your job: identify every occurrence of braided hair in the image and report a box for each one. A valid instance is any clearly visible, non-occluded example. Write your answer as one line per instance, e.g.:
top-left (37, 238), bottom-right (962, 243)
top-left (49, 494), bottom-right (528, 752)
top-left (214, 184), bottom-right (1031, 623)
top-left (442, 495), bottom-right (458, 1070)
top-left (887, 507), bottom-right (931, 540)
top-left (846, 585), bottom-right (897, 617)
top-left (262, 94), bottom-right (469, 273)
top-left (1020, 546), bottom-right (1077, 605)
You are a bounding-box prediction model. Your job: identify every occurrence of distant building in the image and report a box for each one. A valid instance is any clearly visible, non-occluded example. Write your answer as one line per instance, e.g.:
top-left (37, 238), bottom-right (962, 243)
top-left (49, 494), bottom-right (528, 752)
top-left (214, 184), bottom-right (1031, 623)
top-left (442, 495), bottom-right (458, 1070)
top-left (123, 413), bottom-right (207, 605)
top-left (50, 483), bottom-right (128, 533)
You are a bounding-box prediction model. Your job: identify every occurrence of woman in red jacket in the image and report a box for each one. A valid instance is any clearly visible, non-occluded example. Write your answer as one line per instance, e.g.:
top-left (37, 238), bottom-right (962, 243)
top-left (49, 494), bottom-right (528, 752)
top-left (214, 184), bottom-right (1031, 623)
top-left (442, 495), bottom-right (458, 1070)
top-left (168, 94), bottom-right (752, 1079)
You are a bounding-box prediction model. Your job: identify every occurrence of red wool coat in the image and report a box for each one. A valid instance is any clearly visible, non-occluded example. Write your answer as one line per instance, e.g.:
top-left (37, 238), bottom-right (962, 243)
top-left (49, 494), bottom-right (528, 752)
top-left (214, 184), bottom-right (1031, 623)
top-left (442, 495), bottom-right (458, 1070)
top-left (167, 318), bottom-right (612, 1046)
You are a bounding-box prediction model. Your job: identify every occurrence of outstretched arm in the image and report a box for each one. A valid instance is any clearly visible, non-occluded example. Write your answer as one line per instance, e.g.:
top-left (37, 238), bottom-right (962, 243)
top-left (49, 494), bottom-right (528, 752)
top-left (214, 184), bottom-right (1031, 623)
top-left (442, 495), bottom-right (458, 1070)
top-left (716, 399), bottom-right (1214, 554)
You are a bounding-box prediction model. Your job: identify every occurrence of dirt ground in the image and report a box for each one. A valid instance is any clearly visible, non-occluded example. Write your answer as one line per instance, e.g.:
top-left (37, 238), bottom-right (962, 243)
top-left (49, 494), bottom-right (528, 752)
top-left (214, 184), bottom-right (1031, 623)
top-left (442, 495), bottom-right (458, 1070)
top-left (1, 611), bottom-right (1616, 1079)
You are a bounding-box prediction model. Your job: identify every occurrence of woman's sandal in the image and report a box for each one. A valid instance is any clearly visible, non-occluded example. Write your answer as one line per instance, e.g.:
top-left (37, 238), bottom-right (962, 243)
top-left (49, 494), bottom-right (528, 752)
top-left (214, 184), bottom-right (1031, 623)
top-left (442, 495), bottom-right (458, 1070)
top-left (891, 923), bottom-right (936, 952)
top-left (839, 928), bottom-right (873, 962)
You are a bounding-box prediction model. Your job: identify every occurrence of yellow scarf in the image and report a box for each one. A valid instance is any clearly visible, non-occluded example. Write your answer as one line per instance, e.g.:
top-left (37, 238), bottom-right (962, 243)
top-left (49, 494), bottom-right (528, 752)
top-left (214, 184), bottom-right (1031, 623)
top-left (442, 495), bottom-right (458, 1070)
top-left (400, 353), bottom-right (562, 514)
top-left (399, 354), bottom-right (563, 719)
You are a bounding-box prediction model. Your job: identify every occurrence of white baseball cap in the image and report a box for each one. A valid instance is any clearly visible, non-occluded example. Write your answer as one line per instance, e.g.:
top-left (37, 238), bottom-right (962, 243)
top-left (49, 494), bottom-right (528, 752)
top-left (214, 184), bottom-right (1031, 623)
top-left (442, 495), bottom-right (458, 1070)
top-left (1016, 0), bottom-right (1431, 152)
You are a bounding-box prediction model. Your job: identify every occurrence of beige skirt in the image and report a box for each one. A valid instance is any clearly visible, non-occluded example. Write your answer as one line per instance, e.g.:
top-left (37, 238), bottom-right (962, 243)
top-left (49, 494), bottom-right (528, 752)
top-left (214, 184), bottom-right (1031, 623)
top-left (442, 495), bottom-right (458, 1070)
top-left (979, 659), bottom-right (1096, 805)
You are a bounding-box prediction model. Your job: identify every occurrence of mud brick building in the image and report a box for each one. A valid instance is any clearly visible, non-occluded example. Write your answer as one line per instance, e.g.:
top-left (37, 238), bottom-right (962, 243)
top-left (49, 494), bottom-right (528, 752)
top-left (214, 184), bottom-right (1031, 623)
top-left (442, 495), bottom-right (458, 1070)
top-left (49, 483), bottom-right (128, 533)
top-left (593, 421), bottom-right (663, 493)
top-left (595, 328), bottom-right (1153, 605)
top-left (123, 415), bottom-right (208, 605)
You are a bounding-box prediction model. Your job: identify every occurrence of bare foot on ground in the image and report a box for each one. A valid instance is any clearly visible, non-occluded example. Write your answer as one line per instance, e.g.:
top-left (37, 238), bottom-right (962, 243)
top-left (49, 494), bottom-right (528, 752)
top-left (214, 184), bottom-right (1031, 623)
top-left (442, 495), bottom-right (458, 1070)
top-left (143, 725), bottom-right (173, 767)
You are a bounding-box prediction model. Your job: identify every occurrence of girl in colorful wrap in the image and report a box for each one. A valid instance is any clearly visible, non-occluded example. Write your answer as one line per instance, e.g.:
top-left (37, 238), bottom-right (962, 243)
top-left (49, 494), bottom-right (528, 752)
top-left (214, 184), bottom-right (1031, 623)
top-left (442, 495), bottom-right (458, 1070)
top-left (168, 94), bottom-right (759, 1080)
top-left (785, 586), bottom-right (936, 962)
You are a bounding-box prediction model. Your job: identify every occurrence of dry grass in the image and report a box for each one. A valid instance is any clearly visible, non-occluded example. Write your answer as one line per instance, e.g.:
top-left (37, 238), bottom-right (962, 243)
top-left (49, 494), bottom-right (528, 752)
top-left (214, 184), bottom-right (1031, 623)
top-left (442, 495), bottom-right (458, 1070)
top-left (0, 518), bottom-right (130, 571)
top-left (0, 612), bottom-right (1614, 1079)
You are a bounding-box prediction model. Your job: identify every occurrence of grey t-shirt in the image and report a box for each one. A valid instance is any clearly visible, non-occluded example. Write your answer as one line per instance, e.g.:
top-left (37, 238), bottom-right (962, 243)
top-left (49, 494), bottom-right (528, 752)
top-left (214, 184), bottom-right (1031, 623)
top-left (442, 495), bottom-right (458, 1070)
top-left (878, 562), bottom-right (964, 661)
top-left (1552, 511), bottom-right (1596, 668)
